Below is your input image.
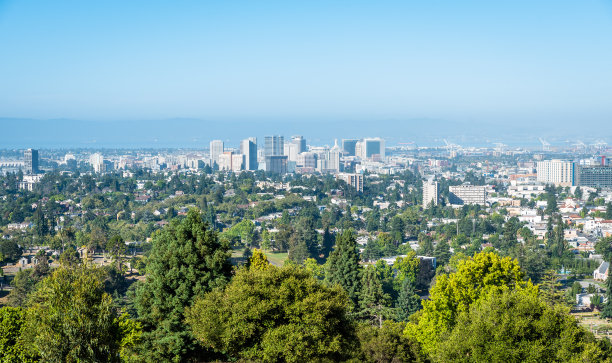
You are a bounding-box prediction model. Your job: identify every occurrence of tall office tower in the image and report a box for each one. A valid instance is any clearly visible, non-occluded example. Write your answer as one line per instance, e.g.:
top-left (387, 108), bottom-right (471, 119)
top-left (209, 140), bottom-right (224, 165)
top-left (240, 137), bottom-right (258, 170)
top-left (264, 135), bottom-right (284, 156)
top-left (89, 153), bottom-right (105, 173)
top-left (422, 180), bottom-right (439, 208)
top-left (265, 155), bottom-right (288, 174)
top-left (284, 142), bottom-right (299, 162)
top-left (358, 138), bottom-right (386, 160)
top-left (291, 136), bottom-right (307, 153)
top-left (218, 151), bottom-right (233, 171)
top-left (355, 141), bottom-right (364, 160)
top-left (297, 152), bottom-right (317, 169)
top-left (328, 139), bottom-right (341, 173)
top-left (449, 185), bottom-right (486, 206)
top-left (231, 154), bottom-right (245, 172)
top-left (536, 160), bottom-right (574, 187)
top-left (24, 149), bottom-right (39, 174)
top-left (342, 139), bottom-right (358, 156)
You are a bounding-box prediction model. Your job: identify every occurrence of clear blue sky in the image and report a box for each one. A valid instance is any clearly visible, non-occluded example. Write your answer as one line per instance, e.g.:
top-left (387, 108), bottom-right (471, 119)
top-left (1, 0), bottom-right (611, 126)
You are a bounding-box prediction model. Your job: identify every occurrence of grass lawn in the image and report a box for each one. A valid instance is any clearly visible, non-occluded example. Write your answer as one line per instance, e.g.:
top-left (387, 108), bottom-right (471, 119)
top-left (230, 248), bottom-right (288, 266)
top-left (264, 251), bottom-right (288, 266)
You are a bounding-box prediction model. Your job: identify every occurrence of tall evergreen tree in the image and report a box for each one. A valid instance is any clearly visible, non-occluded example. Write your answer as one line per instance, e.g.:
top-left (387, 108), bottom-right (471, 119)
top-left (601, 275), bottom-right (612, 319)
top-left (433, 240), bottom-right (451, 268)
top-left (360, 265), bottom-right (393, 327)
top-left (574, 186), bottom-right (583, 199)
top-left (396, 278), bottom-right (421, 321)
top-left (133, 209), bottom-right (232, 362)
top-left (326, 230), bottom-right (362, 306)
top-left (416, 234), bottom-right (434, 256)
top-left (32, 207), bottom-right (48, 238)
top-left (321, 226), bottom-right (334, 261)
top-left (501, 217), bottom-right (520, 250)
top-left (551, 215), bottom-right (567, 259)
top-left (288, 239), bottom-right (310, 264)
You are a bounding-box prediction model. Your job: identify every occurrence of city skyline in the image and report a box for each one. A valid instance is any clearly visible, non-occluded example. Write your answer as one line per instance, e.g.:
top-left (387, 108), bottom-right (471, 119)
top-left (3, 1), bottom-right (612, 360)
top-left (1, 1), bottom-right (612, 138)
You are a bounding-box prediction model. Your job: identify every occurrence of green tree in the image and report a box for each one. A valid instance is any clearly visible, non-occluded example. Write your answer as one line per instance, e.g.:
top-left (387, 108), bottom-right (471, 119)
top-left (545, 193), bottom-right (558, 215)
top-left (32, 208), bottom-right (48, 238)
top-left (597, 236), bottom-right (612, 263)
top-left (24, 265), bottom-right (122, 362)
top-left (501, 217), bottom-right (520, 250)
top-left (133, 208), bottom-right (232, 362)
top-left (0, 306), bottom-right (38, 362)
top-left (7, 270), bottom-right (37, 307)
top-left (433, 240), bottom-right (451, 267)
top-left (356, 321), bottom-right (425, 363)
top-left (361, 239), bottom-right (382, 262)
top-left (574, 186), bottom-right (583, 199)
top-left (404, 252), bottom-right (529, 356)
top-left (325, 230), bottom-right (362, 306)
top-left (396, 277), bottom-right (421, 321)
top-left (303, 257), bottom-right (325, 280)
top-left (0, 241), bottom-right (22, 262)
top-left (539, 270), bottom-right (568, 307)
top-left (106, 234), bottom-right (127, 272)
top-left (602, 275), bottom-right (612, 319)
top-left (360, 265), bottom-right (393, 327)
top-left (249, 249), bottom-right (270, 271)
top-left (436, 288), bottom-right (611, 362)
top-left (551, 215), bottom-right (567, 260)
top-left (32, 250), bottom-right (50, 280)
top-left (288, 239), bottom-right (310, 264)
top-left (186, 265), bottom-right (357, 362)
top-left (571, 281), bottom-right (583, 296)
top-left (392, 252), bottom-right (420, 291)
top-left (416, 234), bottom-right (434, 256)
top-left (320, 226), bottom-right (334, 261)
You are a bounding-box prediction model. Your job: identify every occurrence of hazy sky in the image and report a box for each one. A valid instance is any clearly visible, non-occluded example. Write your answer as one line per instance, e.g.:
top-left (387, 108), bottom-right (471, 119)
top-left (1, 0), bottom-right (612, 125)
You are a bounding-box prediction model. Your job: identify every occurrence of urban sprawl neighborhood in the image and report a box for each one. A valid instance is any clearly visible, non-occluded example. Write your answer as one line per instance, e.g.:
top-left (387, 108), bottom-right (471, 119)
top-left (2, 135), bottom-right (612, 361)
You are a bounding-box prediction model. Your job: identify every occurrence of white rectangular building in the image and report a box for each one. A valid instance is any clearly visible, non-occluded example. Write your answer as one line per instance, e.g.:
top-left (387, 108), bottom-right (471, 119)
top-left (536, 160), bottom-right (574, 187)
top-left (449, 185), bottom-right (486, 206)
top-left (423, 181), bottom-right (438, 208)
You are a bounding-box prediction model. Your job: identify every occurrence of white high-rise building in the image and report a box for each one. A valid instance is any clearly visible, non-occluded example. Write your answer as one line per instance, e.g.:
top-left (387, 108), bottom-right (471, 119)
top-left (423, 181), bottom-right (438, 208)
top-left (284, 142), bottom-right (299, 163)
top-left (209, 140), bottom-right (224, 165)
top-left (356, 138), bottom-right (385, 160)
top-left (536, 160), bottom-right (575, 187)
top-left (297, 152), bottom-right (317, 169)
top-left (89, 153), bottom-right (105, 173)
top-left (291, 136), bottom-right (307, 153)
top-left (231, 154), bottom-right (245, 172)
top-left (218, 151), bottom-right (232, 171)
top-left (328, 139), bottom-right (341, 173)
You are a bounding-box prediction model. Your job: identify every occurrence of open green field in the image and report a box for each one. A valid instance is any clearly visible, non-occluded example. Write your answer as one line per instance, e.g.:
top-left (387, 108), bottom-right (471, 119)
top-left (264, 252), bottom-right (288, 266)
top-left (230, 248), bottom-right (288, 266)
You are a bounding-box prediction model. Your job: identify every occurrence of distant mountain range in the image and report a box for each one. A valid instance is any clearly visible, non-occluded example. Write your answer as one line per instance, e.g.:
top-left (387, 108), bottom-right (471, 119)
top-left (1, 117), bottom-right (609, 149)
